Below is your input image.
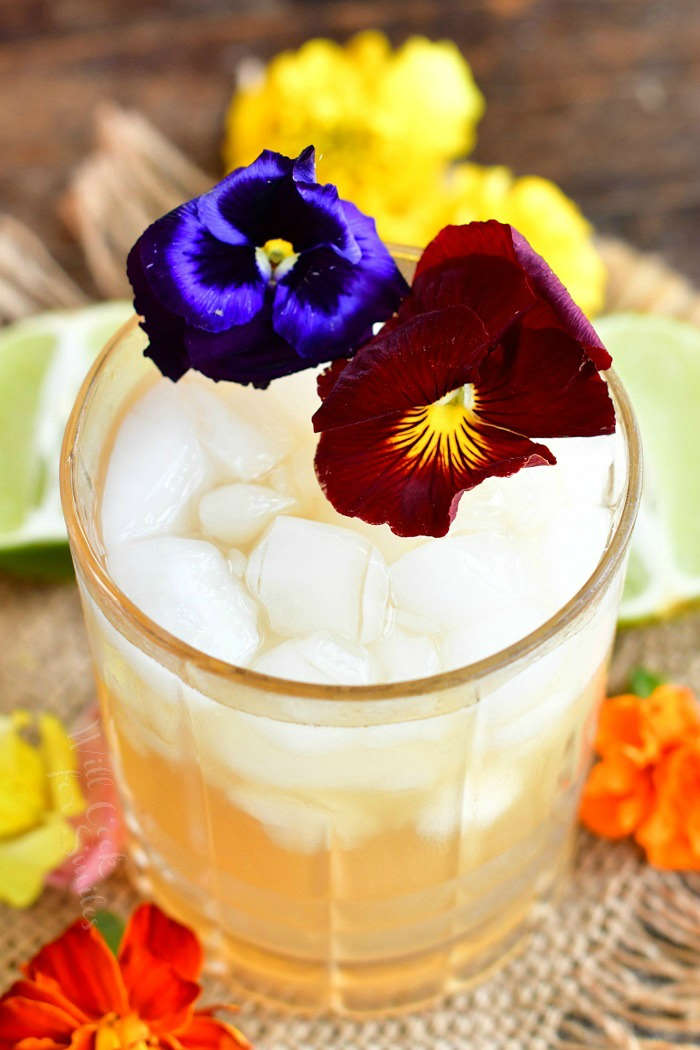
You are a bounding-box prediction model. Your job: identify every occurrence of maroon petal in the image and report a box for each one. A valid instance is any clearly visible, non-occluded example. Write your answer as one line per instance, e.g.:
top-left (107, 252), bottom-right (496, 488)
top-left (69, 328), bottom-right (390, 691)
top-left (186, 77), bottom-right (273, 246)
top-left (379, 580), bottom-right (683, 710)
top-left (414, 221), bottom-right (517, 279)
top-left (316, 358), bottom-right (348, 401)
top-left (313, 306), bottom-right (491, 433)
top-left (412, 221), bottom-right (612, 371)
top-left (476, 327), bottom-right (616, 438)
top-left (315, 407), bottom-right (554, 538)
top-left (394, 255), bottom-right (538, 343)
top-left (511, 229), bottom-right (611, 369)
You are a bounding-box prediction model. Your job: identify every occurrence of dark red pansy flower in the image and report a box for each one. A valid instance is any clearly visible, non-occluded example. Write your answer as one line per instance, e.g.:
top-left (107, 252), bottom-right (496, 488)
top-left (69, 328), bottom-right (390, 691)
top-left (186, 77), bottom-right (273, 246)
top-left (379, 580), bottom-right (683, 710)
top-left (313, 221), bottom-right (615, 538)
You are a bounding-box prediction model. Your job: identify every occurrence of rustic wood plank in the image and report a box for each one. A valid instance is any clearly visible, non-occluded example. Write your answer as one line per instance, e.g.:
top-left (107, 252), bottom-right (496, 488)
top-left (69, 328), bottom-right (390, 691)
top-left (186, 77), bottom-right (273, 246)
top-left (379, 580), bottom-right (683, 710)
top-left (1, 0), bottom-right (699, 287)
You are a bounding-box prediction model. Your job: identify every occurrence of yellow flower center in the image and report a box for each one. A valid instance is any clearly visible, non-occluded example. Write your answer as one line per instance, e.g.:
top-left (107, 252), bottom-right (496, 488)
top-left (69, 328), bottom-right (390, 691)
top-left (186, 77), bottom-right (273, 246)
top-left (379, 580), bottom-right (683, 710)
top-left (256, 238), bottom-right (299, 282)
top-left (425, 385), bottom-right (476, 433)
top-left (262, 238), bottom-right (295, 266)
top-left (391, 385), bottom-right (490, 468)
top-left (94, 1013), bottom-right (154, 1050)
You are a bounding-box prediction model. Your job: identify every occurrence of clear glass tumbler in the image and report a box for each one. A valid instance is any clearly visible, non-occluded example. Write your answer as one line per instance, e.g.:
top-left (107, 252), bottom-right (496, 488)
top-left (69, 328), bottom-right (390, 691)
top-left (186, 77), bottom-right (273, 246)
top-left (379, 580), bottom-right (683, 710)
top-left (60, 249), bottom-right (642, 1015)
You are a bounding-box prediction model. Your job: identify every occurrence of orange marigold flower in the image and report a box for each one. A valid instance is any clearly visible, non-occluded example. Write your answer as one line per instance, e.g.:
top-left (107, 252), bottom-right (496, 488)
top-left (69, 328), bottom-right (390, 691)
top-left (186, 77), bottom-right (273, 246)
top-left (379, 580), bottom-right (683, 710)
top-left (0, 902), bottom-right (250, 1049)
top-left (644, 684), bottom-right (699, 752)
top-left (595, 684), bottom-right (700, 766)
top-left (594, 694), bottom-right (658, 765)
top-left (635, 739), bottom-right (700, 870)
top-left (581, 681), bottom-right (700, 864)
top-left (580, 754), bottom-right (655, 839)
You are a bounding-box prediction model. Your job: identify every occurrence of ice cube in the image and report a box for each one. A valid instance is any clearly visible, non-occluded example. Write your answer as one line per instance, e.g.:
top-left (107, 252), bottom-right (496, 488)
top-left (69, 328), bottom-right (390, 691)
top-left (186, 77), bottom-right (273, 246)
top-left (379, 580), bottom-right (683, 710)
top-left (108, 536), bottom-right (259, 664)
top-left (253, 633), bottom-right (374, 685)
top-left (227, 549), bottom-right (246, 577)
top-left (417, 767), bottom-right (521, 839)
top-left (534, 505), bottom-right (613, 617)
top-left (482, 665), bottom-right (576, 746)
top-left (85, 596), bottom-right (183, 755)
top-left (180, 378), bottom-right (291, 482)
top-left (198, 483), bottom-right (296, 545)
top-left (547, 435), bottom-right (616, 509)
top-left (279, 439), bottom-right (427, 561)
top-left (441, 595), bottom-right (544, 670)
top-left (102, 380), bottom-right (210, 547)
top-left (317, 510), bottom-right (428, 563)
top-left (231, 779), bottom-right (392, 851)
top-left (372, 624), bottom-right (440, 682)
top-left (228, 784), bottom-right (331, 852)
top-left (185, 688), bottom-right (468, 797)
top-left (246, 516), bottom-right (389, 643)
top-left (264, 367), bottom-right (323, 433)
top-left (285, 444), bottom-right (326, 517)
top-left (468, 461), bottom-right (565, 538)
top-left (265, 461), bottom-right (295, 497)
top-left (448, 481), bottom-right (510, 537)
top-left (390, 532), bottom-right (531, 635)
top-left (473, 596), bottom-right (615, 747)
top-left (271, 436), bottom-right (425, 564)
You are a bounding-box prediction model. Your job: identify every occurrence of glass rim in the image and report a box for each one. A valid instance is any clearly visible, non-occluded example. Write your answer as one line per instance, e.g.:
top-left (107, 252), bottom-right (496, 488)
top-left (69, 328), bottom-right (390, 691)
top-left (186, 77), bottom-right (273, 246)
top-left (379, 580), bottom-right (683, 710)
top-left (60, 286), bottom-right (642, 705)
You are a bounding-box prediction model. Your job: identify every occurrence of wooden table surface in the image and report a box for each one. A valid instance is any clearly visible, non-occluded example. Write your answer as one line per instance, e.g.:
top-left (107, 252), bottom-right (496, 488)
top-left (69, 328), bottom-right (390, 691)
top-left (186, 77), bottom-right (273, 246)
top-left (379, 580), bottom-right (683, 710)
top-left (1, 0), bottom-right (700, 291)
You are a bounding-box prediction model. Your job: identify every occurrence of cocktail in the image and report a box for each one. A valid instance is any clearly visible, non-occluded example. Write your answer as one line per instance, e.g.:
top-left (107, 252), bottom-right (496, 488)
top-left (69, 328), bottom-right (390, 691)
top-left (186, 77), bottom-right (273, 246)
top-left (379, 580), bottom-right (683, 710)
top-left (61, 149), bottom-right (641, 1014)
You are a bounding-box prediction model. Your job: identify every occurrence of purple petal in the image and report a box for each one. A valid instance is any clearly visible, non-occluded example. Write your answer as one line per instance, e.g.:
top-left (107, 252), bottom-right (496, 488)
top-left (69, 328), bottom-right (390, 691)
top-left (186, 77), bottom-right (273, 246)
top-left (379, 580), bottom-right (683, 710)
top-left (197, 150), bottom-right (296, 246)
top-left (184, 294), bottom-right (306, 388)
top-left (127, 241), bottom-right (190, 381)
top-left (340, 200), bottom-right (410, 297)
top-left (511, 228), bottom-right (611, 369)
top-left (273, 213), bottom-right (408, 361)
top-left (136, 200), bottom-right (266, 332)
top-left (273, 201), bottom-right (408, 359)
top-left (293, 144), bottom-right (317, 183)
top-left (294, 181), bottom-right (361, 263)
top-left (198, 148), bottom-right (359, 260)
top-left (272, 248), bottom-right (367, 360)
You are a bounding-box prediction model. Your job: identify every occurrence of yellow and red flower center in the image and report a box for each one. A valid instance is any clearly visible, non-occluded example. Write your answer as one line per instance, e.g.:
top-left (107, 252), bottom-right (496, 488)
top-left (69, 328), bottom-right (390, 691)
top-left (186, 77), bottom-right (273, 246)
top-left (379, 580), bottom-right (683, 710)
top-left (390, 385), bottom-right (493, 470)
top-left (94, 1012), bottom-right (154, 1050)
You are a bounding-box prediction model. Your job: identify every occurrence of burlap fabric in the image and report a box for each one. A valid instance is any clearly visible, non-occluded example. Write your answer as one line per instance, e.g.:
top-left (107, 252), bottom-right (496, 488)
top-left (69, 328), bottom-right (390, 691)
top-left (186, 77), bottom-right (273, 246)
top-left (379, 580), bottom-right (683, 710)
top-left (1, 110), bottom-right (699, 1046)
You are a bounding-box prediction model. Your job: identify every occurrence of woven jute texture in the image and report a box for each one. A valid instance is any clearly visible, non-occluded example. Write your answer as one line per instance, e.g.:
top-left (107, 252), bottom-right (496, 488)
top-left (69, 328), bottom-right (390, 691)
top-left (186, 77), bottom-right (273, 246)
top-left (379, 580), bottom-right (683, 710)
top-left (1, 107), bottom-right (700, 1047)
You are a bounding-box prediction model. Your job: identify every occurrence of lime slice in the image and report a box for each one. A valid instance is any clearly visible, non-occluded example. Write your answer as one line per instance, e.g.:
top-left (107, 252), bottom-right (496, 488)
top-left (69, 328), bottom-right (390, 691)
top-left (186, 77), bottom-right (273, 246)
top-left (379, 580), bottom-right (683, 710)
top-left (0, 302), bottom-right (132, 579)
top-left (596, 313), bottom-right (700, 623)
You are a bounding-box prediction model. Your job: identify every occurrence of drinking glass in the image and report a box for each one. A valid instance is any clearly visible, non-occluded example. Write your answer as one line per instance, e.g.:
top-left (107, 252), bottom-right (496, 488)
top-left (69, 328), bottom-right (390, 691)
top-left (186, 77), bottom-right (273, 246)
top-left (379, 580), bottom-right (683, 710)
top-left (60, 248), bottom-right (642, 1015)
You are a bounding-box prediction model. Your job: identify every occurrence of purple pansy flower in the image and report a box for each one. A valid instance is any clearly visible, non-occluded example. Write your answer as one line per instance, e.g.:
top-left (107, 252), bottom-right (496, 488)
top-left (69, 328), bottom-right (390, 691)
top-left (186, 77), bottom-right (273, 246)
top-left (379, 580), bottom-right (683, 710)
top-left (127, 147), bottom-right (409, 387)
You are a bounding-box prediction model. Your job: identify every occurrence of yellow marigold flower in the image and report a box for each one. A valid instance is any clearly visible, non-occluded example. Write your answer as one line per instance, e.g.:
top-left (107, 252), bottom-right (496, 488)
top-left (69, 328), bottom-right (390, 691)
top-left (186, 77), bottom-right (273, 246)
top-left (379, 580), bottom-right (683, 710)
top-left (444, 164), bottom-right (606, 317)
top-left (224, 30), bottom-right (484, 220)
top-left (224, 33), bottom-right (604, 316)
top-left (0, 710), bottom-right (85, 907)
top-left (351, 182), bottom-right (450, 250)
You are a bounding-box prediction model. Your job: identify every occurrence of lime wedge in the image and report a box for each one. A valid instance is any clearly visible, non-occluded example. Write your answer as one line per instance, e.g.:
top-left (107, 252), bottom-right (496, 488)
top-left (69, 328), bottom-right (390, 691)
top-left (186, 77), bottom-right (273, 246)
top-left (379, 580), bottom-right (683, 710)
top-left (0, 302), bottom-right (132, 579)
top-left (596, 313), bottom-right (700, 623)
